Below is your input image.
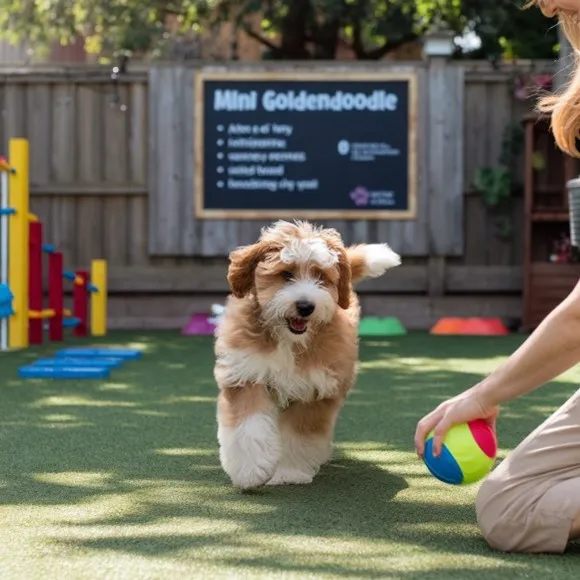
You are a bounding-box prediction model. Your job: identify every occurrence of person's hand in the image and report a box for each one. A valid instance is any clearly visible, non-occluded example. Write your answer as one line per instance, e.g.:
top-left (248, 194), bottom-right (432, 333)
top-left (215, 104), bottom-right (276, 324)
top-left (414, 389), bottom-right (499, 459)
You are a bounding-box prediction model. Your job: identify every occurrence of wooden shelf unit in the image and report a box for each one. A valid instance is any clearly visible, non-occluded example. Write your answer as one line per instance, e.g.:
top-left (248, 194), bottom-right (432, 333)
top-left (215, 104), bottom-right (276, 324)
top-left (522, 113), bottom-right (580, 330)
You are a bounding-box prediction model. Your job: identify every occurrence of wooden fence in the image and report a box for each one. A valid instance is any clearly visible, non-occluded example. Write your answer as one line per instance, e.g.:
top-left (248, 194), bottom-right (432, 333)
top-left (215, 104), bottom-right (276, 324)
top-left (0, 59), bottom-right (555, 329)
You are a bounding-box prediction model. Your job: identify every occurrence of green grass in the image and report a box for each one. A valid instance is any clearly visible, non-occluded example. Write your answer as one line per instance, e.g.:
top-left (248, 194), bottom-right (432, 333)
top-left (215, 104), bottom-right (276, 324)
top-left (0, 331), bottom-right (579, 579)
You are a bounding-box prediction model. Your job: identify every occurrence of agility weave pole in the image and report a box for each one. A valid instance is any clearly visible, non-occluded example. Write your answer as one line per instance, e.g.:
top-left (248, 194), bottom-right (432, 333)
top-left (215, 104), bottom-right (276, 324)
top-left (0, 138), bottom-right (108, 352)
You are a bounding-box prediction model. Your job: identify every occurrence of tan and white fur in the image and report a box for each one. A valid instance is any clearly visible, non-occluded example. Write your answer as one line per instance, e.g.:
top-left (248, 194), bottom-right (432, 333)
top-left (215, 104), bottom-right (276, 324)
top-left (214, 220), bottom-right (400, 489)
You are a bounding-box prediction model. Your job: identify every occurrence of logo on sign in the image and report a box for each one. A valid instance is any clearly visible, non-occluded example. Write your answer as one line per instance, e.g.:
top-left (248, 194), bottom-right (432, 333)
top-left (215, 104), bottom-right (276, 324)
top-left (349, 186), bottom-right (370, 207)
top-left (337, 140), bottom-right (350, 156)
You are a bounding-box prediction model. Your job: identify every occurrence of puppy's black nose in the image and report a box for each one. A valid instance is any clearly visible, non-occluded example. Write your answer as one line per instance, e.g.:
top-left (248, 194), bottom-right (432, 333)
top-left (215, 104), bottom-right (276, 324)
top-left (295, 300), bottom-right (315, 317)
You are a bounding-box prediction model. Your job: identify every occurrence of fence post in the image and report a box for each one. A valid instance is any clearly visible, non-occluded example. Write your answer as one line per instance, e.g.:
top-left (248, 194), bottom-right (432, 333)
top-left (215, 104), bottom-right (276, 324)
top-left (424, 26), bottom-right (464, 304)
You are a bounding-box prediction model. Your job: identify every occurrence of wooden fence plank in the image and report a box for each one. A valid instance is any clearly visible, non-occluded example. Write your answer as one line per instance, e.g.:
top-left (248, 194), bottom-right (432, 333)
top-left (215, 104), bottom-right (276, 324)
top-left (127, 82), bottom-right (149, 265)
top-left (463, 194), bottom-right (490, 265)
top-left (0, 82), bottom-right (4, 153)
top-left (179, 68), bottom-right (200, 255)
top-left (102, 84), bottom-right (129, 265)
top-left (62, 262), bottom-right (518, 295)
top-left (3, 82), bottom-right (27, 149)
top-left (487, 80), bottom-right (514, 266)
top-left (27, 84), bottom-right (52, 185)
top-left (27, 84), bottom-right (52, 226)
top-left (75, 85), bottom-right (104, 265)
top-left (148, 67), bottom-right (183, 255)
top-left (49, 84), bottom-right (77, 264)
top-left (427, 59), bottom-right (464, 256)
top-left (31, 184), bottom-right (146, 195)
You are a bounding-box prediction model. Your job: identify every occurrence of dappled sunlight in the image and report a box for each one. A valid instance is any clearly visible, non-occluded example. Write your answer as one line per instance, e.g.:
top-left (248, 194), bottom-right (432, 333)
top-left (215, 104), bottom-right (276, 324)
top-left (133, 410), bottom-right (171, 418)
top-left (362, 340), bottom-right (394, 348)
top-left (42, 413), bottom-right (80, 423)
top-left (0, 331), bottom-right (577, 578)
top-left (163, 362), bottom-right (187, 369)
top-left (30, 395), bottom-right (139, 409)
top-left (156, 447), bottom-right (216, 457)
top-left (98, 382), bottom-right (135, 392)
top-left (359, 355), bottom-right (508, 376)
top-left (34, 471), bottom-right (113, 489)
top-left (160, 395), bottom-right (217, 404)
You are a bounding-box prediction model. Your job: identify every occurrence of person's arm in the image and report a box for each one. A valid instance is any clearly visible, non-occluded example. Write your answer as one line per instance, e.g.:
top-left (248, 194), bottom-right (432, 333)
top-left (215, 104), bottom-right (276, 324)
top-left (476, 279), bottom-right (580, 407)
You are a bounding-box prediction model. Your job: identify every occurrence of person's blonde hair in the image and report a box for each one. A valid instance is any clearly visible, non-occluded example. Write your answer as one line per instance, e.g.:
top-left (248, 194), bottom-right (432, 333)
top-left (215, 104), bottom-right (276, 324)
top-left (526, 2), bottom-right (580, 156)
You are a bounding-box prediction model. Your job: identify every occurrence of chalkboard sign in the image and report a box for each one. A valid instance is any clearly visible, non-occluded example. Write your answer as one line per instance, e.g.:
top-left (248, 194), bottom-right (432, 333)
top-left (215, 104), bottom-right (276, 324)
top-left (194, 71), bottom-right (417, 219)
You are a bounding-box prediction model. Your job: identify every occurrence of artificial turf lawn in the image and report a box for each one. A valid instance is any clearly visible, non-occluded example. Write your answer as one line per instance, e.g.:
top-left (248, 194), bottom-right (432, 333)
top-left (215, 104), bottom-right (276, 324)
top-left (0, 331), bottom-right (579, 579)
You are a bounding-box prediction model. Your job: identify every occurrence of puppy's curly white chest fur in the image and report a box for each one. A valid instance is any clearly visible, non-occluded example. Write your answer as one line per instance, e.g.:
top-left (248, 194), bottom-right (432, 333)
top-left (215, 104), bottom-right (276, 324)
top-left (215, 345), bottom-right (339, 407)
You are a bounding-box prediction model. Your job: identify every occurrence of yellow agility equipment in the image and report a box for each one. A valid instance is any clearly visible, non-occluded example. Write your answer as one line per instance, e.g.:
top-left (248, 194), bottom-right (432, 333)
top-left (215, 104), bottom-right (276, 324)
top-left (8, 139), bottom-right (29, 350)
top-left (0, 138), bottom-right (109, 351)
top-left (91, 260), bottom-right (107, 337)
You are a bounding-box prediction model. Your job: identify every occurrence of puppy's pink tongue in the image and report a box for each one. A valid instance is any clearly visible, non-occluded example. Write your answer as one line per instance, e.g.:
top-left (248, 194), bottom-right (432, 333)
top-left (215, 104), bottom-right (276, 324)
top-left (289, 318), bottom-right (307, 331)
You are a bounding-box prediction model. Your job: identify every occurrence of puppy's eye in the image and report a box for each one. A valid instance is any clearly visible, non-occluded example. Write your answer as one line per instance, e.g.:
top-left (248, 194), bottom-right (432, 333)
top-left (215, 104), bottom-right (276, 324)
top-left (281, 270), bottom-right (293, 281)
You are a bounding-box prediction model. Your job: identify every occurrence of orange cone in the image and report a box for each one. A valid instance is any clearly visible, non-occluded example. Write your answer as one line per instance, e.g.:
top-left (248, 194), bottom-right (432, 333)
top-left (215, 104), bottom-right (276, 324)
top-left (459, 318), bottom-right (509, 336)
top-left (430, 317), bottom-right (466, 335)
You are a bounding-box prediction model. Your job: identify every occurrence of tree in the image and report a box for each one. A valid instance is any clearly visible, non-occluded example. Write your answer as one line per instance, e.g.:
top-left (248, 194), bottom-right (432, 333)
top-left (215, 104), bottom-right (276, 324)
top-left (0, 0), bottom-right (558, 62)
top-left (212, 0), bottom-right (558, 61)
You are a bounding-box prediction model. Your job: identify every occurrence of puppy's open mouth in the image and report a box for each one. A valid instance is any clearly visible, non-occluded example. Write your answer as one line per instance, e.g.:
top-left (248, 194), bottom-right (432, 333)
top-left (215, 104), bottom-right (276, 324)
top-left (287, 317), bottom-right (308, 335)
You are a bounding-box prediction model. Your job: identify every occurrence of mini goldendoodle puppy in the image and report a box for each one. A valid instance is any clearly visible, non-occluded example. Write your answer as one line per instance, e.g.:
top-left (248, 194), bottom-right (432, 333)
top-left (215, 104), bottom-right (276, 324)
top-left (214, 220), bottom-right (401, 489)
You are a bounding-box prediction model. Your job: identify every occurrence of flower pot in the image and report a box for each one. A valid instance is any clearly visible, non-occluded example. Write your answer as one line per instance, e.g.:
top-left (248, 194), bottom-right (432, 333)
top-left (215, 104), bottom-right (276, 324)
top-left (567, 177), bottom-right (580, 246)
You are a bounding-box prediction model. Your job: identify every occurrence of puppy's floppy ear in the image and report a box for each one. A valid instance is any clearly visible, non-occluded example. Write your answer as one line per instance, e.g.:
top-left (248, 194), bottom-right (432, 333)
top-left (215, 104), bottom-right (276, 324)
top-left (227, 241), bottom-right (276, 298)
top-left (320, 230), bottom-right (352, 310)
top-left (336, 247), bottom-right (352, 310)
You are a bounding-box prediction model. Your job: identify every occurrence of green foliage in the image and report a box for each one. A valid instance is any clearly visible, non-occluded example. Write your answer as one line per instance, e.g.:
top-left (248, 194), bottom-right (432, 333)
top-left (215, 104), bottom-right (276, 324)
top-left (474, 165), bottom-right (511, 209)
top-left (474, 121), bottom-right (525, 240)
top-left (0, 0), bottom-right (216, 57)
top-left (0, 0), bottom-right (560, 60)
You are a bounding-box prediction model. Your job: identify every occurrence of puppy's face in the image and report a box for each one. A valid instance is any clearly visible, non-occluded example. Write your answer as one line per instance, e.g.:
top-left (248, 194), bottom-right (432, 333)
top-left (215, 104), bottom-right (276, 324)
top-left (227, 222), bottom-right (351, 341)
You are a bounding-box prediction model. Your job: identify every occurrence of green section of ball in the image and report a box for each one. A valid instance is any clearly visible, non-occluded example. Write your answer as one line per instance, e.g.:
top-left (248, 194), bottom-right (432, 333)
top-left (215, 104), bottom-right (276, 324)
top-left (426, 423), bottom-right (495, 485)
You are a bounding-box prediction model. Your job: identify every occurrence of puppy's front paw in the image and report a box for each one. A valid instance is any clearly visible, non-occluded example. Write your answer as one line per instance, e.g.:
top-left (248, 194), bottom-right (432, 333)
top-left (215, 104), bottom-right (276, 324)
top-left (266, 467), bottom-right (314, 486)
top-left (218, 413), bottom-right (280, 490)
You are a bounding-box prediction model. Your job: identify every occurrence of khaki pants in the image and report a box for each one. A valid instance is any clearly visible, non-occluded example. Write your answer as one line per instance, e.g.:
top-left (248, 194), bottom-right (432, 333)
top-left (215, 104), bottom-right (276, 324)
top-left (476, 388), bottom-right (580, 553)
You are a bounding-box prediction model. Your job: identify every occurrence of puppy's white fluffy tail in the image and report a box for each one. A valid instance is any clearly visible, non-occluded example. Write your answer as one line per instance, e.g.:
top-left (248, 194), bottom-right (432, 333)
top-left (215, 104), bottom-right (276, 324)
top-left (347, 243), bottom-right (401, 284)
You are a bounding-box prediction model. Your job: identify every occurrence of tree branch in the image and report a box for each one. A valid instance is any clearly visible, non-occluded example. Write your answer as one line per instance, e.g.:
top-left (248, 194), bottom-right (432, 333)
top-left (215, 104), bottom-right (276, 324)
top-left (241, 23), bottom-right (280, 53)
top-left (351, 19), bottom-right (364, 57)
top-left (355, 33), bottom-right (419, 60)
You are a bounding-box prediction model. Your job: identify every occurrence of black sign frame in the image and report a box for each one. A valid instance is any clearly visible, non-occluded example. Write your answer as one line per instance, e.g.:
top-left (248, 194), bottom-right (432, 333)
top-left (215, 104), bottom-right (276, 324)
top-left (194, 70), bottom-right (418, 220)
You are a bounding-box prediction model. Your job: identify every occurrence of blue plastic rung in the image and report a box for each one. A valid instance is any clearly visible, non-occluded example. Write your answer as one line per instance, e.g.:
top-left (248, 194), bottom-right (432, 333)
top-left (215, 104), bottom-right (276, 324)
top-left (56, 348), bottom-right (143, 360)
top-left (63, 271), bottom-right (76, 281)
top-left (18, 365), bottom-right (111, 379)
top-left (32, 357), bottom-right (125, 368)
top-left (87, 284), bottom-right (98, 293)
top-left (42, 244), bottom-right (56, 254)
top-left (62, 317), bottom-right (81, 328)
top-left (0, 207), bottom-right (15, 216)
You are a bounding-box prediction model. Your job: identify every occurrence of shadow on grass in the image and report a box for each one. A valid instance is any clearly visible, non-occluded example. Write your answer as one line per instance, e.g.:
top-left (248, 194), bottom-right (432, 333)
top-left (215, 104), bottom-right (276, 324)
top-left (0, 331), bottom-right (578, 577)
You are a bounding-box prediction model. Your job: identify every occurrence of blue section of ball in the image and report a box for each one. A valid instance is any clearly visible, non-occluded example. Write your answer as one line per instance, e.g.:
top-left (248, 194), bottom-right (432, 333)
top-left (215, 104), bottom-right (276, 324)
top-left (424, 439), bottom-right (464, 485)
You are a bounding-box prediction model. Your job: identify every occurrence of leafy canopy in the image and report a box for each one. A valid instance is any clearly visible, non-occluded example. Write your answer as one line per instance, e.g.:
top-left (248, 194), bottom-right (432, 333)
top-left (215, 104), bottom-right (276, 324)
top-left (0, 0), bottom-right (557, 60)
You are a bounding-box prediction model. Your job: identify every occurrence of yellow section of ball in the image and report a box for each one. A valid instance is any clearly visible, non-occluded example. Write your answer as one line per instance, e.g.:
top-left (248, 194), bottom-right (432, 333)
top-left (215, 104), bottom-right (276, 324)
top-left (426, 423), bottom-right (495, 485)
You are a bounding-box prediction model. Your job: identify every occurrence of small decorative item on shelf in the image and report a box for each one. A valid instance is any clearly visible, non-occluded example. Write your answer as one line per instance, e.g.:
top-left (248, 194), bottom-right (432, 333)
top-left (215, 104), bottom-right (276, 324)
top-left (567, 176), bottom-right (580, 247)
top-left (549, 233), bottom-right (580, 263)
top-left (514, 73), bottom-right (553, 101)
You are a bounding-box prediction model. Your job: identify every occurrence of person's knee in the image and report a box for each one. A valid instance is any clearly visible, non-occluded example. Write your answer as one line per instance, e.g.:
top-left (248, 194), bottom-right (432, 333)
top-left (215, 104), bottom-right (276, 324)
top-left (476, 476), bottom-right (573, 554)
top-left (475, 477), bottom-right (516, 552)
top-left (476, 476), bottom-right (531, 552)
